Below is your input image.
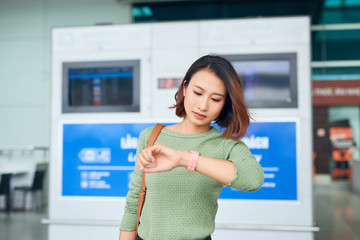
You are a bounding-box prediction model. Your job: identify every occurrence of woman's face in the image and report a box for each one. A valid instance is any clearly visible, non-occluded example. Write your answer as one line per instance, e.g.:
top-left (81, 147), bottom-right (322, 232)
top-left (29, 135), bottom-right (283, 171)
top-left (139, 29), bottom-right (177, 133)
top-left (183, 69), bottom-right (227, 131)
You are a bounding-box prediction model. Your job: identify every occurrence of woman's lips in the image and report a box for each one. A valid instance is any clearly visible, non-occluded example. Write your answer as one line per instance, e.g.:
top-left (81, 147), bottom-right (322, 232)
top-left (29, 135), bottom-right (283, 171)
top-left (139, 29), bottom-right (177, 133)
top-left (193, 111), bottom-right (206, 119)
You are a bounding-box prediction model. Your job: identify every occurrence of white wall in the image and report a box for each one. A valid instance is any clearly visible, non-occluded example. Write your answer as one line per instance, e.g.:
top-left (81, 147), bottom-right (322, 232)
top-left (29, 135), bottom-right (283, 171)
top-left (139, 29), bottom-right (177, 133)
top-left (0, 0), bottom-right (131, 147)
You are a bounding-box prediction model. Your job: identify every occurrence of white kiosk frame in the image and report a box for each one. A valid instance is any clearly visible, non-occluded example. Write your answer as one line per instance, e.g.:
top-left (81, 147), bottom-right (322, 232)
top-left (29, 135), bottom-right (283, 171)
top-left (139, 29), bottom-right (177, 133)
top-left (48, 17), bottom-right (315, 240)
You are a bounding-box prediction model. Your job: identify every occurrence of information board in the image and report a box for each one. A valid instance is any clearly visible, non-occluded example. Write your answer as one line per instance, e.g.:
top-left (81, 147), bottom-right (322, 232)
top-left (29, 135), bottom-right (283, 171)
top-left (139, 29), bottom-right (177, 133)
top-left (62, 123), bottom-right (158, 197)
top-left (62, 122), bottom-right (297, 200)
top-left (218, 122), bottom-right (297, 201)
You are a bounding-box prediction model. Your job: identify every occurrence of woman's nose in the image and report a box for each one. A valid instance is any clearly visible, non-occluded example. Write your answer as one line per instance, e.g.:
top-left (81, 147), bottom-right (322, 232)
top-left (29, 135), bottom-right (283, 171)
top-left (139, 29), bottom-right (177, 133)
top-left (198, 98), bottom-right (208, 111)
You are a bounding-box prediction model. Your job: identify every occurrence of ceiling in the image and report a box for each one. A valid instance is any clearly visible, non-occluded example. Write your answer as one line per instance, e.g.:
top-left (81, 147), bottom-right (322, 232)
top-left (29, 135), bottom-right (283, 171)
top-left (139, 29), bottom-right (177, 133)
top-left (130, 0), bottom-right (327, 24)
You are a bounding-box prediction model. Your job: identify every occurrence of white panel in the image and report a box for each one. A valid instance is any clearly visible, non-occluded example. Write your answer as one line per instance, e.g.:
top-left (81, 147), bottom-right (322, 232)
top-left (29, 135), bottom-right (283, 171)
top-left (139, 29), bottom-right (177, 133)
top-left (213, 229), bottom-right (313, 240)
top-left (199, 43), bottom-right (306, 62)
top-left (49, 225), bottom-right (119, 240)
top-left (300, 169), bottom-right (314, 197)
top-left (152, 22), bottom-right (198, 48)
top-left (151, 48), bottom-right (198, 76)
top-left (49, 120), bottom-right (60, 219)
top-left (48, 225), bottom-right (314, 240)
top-left (52, 24), bottom-right (150, 52)
top-left (216, 197), bottom-right (313, 226)
top-left (199, 17), bottom-right (310, 47)
top-left (297, 46), bottom-right (312, 120)
top-left (152, 94), bottom-right (179, 119)
top-left (49, 198), bottom-right (125, 220)
top-left (151, 49), bottom-right (198, 118)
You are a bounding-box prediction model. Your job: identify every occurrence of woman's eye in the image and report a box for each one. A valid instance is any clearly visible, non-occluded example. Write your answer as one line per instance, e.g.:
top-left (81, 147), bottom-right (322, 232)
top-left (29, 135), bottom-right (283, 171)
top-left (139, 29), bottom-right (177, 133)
top-left (193, 91), bottom-right (201, 96)
top-left (212, 98), bottom-right (221, 102)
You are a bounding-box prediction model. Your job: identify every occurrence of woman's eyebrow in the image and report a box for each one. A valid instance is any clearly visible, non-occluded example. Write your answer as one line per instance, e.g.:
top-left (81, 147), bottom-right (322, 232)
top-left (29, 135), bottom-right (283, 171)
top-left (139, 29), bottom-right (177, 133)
top-left (194, 84), bottom-right (225, 97)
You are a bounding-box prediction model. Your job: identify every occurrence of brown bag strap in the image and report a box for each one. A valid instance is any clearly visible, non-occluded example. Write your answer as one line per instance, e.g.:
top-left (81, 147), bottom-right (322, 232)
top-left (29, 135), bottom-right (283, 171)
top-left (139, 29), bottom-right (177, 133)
top-left (140, 123), bottom-right (165, 192)
top-left (136, 123), bottom-right (165, 234)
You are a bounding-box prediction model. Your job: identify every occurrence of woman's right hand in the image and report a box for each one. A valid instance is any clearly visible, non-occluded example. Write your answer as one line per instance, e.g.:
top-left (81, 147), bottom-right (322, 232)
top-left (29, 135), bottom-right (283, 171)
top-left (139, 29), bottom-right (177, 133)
top-left (137, 144), bottom-right (184, 173)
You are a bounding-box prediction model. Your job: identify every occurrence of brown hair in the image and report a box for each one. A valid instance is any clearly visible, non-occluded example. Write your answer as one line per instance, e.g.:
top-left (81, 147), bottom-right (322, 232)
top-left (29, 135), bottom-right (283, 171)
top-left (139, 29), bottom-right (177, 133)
top-left (171, 55), bottom-right (250, 140)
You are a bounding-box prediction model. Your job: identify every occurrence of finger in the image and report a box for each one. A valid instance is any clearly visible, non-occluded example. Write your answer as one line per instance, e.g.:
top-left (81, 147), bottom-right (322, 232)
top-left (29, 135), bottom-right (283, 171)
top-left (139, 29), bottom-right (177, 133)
top-left (143, 165), bottom-right (159, 173)
top-left (137, 158), bottom-right (144, 171)
top-left (140, 148), bottom-right (154, 163)
top-left (138, 154), bottom-right (152, 167)
top-left (138, 151), bottom-right (153, 170)
top-left (149, 145), bottom-right (163, 157)
top-left (142, 148), bottom-right (155, 163)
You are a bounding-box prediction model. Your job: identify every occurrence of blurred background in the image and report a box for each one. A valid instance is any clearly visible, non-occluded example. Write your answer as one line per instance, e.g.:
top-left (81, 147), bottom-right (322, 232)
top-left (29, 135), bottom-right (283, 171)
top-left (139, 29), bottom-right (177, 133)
top-left (0, 0), bottom-right (359, 240)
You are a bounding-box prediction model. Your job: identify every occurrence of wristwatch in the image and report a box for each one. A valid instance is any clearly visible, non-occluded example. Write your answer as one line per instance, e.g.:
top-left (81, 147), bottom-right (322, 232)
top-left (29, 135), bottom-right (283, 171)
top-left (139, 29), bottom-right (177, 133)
top-left (187, 150), bottom-right (200, 172)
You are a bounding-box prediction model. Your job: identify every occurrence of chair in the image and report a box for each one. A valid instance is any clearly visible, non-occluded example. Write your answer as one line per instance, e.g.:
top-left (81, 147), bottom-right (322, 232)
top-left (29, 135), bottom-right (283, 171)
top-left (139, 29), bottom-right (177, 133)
top-left (14, 170), bottom-right (46, 211)
top-left (0, 173), bottom-right (12, 213)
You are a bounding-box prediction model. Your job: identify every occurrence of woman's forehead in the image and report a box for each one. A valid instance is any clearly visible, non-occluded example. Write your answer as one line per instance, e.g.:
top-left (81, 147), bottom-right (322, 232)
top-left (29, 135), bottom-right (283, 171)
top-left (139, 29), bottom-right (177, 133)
top-left (190, 70), bottom-right (227, 95)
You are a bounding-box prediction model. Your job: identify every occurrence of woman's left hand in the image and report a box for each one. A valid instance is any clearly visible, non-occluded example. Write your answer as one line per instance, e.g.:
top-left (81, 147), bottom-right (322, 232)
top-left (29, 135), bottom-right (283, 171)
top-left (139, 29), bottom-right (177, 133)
top-left (137, 144), bottom-right (184, 173)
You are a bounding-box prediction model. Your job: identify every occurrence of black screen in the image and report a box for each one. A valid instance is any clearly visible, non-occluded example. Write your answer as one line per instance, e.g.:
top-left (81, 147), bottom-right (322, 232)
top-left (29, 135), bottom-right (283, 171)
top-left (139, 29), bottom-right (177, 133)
top-left (224, 53), bottom-right (297, 108)
top-left (62, 60), bottom-right (140, 113)
top-left (232, 60), bottom-right (291, 102)
top-left (68, 67), bottom-right (133, 106)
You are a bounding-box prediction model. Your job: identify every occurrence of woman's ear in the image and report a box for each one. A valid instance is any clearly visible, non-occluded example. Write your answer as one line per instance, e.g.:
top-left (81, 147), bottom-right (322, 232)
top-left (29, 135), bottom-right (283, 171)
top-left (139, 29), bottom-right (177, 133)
top-left (183, 79), bottom-right (188, 97)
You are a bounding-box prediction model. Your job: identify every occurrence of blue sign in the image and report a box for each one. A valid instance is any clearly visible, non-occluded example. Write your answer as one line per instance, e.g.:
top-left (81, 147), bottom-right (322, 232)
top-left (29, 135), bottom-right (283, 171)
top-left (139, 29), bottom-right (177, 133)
top-left (62, 122), bottom-right (297, 201)
top-left (62, 123), bottom-right (161, 197)
top-left (218, 122), bottom-right (298, 201)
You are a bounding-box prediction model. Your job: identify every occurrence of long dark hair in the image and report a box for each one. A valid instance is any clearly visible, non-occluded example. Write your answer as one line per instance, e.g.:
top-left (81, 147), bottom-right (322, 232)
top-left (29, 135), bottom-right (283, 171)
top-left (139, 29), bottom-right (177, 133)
top-left (171, 55), bottom-right (250, 140)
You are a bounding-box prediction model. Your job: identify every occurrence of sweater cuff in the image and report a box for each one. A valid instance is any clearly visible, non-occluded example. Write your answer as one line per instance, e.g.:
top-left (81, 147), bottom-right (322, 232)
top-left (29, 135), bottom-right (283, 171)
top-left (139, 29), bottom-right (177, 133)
top-left (224, 164), bottom-right (239, 188)
top-left (120, 211), bottom-right (137, 231)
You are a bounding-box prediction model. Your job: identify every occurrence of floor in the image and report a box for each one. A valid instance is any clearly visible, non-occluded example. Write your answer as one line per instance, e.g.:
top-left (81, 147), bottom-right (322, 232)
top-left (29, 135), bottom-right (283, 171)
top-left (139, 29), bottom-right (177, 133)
top-left (0, 181), bottom-right (359, 240)
top-left (0, 208), bottom-right (47, 240)
top-left (314, 180), bottom-right (360, 240)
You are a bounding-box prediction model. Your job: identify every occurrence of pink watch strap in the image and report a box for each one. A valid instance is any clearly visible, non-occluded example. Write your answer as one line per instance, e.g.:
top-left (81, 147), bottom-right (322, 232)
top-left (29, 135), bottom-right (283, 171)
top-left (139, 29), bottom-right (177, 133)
top-left (187, 150), bottom-right (200, 172)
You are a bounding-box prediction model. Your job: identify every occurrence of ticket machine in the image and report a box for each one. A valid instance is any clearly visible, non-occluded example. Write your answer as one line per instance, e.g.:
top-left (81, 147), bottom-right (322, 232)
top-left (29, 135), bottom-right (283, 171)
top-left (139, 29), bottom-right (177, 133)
top-left (48, 17), bottom-right (316, 240)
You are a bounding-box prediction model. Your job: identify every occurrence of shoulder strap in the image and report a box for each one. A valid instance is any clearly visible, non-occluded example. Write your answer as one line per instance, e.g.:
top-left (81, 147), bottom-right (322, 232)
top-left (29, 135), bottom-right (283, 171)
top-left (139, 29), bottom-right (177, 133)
top-left (141, 123), bottom-right (165, 192)
top-left (136, 123), bottom-right (165, 233)
top-left (146, 123), bottom-right (165, 148)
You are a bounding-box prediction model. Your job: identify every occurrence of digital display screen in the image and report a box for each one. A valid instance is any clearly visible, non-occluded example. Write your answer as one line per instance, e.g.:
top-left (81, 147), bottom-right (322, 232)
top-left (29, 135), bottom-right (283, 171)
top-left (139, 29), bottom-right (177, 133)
top-left (62, 60), bottom-right (140, 113)
top-left (224, 53), bottom-right (297, 108)
top-left (68, 67), bottom-right (133, 107)
top-left (232, 60), bottom-right (291, 102)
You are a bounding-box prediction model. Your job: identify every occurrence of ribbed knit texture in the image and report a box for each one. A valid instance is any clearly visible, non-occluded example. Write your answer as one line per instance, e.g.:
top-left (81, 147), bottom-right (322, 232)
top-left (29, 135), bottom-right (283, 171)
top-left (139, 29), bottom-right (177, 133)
top-left (120, 126), bottom-right (264, 240)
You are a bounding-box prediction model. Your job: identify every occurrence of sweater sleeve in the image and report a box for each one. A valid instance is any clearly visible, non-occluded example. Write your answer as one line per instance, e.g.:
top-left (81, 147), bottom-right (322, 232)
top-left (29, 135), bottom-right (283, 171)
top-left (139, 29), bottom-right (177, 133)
top-left (225, 140), bottom-right (264, 192)
top-left (120, 127), bottom-right (152, 231)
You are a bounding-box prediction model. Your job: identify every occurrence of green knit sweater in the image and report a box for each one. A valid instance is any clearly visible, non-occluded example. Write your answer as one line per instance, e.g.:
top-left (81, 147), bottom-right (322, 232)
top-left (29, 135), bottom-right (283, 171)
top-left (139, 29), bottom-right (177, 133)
top-left (120, 126), bottom-right (264, 240)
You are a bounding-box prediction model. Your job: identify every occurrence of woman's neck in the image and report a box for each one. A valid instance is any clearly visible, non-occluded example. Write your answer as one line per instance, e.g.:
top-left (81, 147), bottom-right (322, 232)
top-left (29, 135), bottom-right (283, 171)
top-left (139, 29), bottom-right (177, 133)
top-left (166, 119), bottom-right (211, 134)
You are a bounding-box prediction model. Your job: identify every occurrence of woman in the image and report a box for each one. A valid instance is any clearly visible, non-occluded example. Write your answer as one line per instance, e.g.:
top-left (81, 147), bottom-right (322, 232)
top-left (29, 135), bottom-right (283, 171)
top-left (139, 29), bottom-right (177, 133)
top-left (119, 55), bottom-right (264, 240)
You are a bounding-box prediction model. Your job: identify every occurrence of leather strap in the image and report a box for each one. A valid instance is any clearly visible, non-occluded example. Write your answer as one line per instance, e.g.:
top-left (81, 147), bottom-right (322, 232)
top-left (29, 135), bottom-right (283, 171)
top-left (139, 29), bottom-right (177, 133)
top-left (136, 123), bottom-right (165, 234)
